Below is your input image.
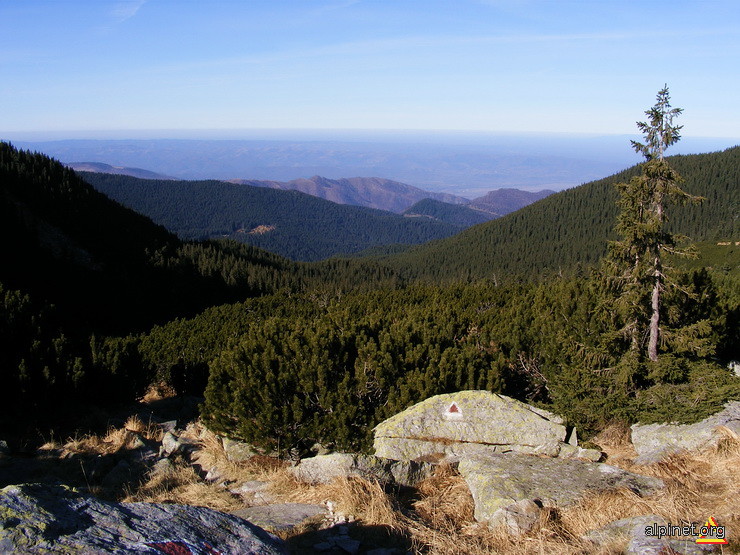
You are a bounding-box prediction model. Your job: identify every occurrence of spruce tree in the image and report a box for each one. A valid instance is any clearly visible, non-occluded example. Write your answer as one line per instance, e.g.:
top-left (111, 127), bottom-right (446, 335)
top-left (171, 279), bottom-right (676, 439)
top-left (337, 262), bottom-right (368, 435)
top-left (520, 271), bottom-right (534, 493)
top-left (609, 86), bottom-right (701, 362)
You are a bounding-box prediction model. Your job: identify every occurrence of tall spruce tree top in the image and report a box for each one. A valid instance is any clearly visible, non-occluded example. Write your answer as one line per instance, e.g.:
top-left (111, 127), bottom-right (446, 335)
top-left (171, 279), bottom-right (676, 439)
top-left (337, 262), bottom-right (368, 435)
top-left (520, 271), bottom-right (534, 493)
top-left (631, 86), bottom-right (683, 161)
top-left (610, 86), bottom-right (701, 363)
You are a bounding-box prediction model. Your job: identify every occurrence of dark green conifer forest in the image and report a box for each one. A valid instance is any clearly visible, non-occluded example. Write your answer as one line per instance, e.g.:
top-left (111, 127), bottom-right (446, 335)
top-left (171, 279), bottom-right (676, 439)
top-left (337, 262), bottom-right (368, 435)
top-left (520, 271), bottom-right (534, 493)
top-left (381, 146), bottom-right (739, 282)
top-left (81, 173), bottom-right (464, 261)
top-left (1, 135), bottom-right (737, 452)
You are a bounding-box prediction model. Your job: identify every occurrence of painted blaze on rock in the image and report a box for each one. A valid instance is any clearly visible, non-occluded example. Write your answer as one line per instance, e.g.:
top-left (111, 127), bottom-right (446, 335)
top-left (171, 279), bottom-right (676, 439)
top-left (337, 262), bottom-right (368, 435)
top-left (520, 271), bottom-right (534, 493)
top-left (373, 391), bottom-right (570, 461)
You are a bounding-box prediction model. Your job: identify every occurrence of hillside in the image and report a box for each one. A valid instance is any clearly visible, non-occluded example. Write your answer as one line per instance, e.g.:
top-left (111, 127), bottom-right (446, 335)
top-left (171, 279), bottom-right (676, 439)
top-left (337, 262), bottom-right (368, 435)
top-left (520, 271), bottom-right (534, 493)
top-left (403, 198), bottom-right (493, 227)
top-left (403, 188), bottom-right (557, 227)
top-left (81, 173), bottom-right (464, 261)
top-left (0, 142), bottom-right (411, 426)
top-left (230, 175), bottom-right (468, 213)
top-left (381, 147), bottom-right (739, 281)
top-left (0, 142), bottom-right (330, 333)
top-left (470, 188), bottom-right (555, 217)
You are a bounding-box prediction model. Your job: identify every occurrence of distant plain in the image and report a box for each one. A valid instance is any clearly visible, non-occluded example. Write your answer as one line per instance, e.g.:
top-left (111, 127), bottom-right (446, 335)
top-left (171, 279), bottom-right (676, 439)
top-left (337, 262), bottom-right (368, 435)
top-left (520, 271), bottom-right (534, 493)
top-left (16, 131), bottom-right (739, 197)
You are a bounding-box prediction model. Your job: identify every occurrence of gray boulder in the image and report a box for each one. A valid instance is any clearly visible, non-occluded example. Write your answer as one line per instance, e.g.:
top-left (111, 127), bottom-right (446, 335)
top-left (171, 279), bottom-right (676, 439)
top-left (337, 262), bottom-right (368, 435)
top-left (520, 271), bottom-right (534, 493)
top-left (159, 430), bottom-right (199, 458)
top-left (158, 420), bottom-right (178, 433)
top-left (230, 480), bottom-right (275, 505)
top-left (458, 452), bottom-right (663, 524)
top-left (0, 483), bottom-right (286, 554)
top-left (232, 503), bottom-right (327, 532)
top-left (584, 515), bottom-right (714, 555)
top-left (291, 453), bottom-right (434, 487)
top-left (631, 401), bottom-right (740, 464)
top-left (488, 499), bottom-right (542, 536)
top-left (373, 391), bottom-right (600, 462)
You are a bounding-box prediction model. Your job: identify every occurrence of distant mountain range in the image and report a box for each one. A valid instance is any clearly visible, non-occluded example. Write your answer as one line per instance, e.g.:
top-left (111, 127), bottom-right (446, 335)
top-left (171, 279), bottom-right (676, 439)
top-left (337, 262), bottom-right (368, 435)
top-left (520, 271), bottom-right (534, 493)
top-left (228, 175), bottom-right (468, 213)
top-left (67, 162), bottom-right (176, 180)
top-left (16, 136), bottom-right (649, 196)
top-left (67, 158), bottom-right (554, 218)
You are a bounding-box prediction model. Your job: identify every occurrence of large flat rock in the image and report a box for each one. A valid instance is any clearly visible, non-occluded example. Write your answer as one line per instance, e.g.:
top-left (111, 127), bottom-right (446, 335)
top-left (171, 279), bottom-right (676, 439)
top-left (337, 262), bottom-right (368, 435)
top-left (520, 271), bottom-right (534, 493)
top-left (584, 515), bottom-right (714, 555)
top-left (631, 401), bottom-right (740, 464)
top-left (373, 391), bottom-right (569, 461)
top-left (458, 453), bottom-right (663, 523)
top-left (232, 503), bottom-right (327, 532)
top-left (0, 483), bottom-right (286, 554)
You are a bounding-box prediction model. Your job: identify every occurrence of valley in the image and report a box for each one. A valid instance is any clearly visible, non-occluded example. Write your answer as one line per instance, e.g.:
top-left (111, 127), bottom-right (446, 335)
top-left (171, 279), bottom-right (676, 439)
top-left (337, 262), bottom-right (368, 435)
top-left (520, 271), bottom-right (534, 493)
top-left (1, 139), bottom-right (738, 552)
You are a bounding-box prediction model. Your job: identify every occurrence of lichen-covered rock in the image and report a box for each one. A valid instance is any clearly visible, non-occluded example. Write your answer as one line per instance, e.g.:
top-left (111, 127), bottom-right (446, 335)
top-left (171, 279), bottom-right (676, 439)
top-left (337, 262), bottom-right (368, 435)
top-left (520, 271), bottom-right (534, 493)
top-left (584, 515), bottom-right (713, 555)
top-left (373, 391), bottom-right (574, 462)
top-left (557, 443), bottom-right (603, 462)
top-left (373, 436), bottom-right (566, 462)
top-left (291, 453), bottom-right (434, 487)
top-left (221, 436), bottom-right (258, 462)
top-left (488, 499), bottom-right (542, 536)
top-left (0, 483), bottom-right (286, 554)
top-left (458, 453), bottom-right (663, 523)
top-left (631, 401), bottom-right (740, 464)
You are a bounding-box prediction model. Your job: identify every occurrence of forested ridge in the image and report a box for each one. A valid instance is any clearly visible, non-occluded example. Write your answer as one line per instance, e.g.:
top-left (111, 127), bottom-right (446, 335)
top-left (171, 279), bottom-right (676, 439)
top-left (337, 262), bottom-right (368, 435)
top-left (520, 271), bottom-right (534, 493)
top-left (403, 198), bottom-right (493, 227)
top-left (0, 142), bottom-right (403, 427)
top-left (1, 141), bottom-right (737, 454)
top-left (81, 173), bottom-right (464, 261)
top-left (382, 146), bottom-right (739, 282)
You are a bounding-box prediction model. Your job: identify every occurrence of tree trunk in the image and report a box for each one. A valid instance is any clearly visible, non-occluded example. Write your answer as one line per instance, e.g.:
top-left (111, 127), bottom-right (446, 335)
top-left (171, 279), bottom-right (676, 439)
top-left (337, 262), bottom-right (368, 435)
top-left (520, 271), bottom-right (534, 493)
top-left (648, 265), bottom-right (661, 362)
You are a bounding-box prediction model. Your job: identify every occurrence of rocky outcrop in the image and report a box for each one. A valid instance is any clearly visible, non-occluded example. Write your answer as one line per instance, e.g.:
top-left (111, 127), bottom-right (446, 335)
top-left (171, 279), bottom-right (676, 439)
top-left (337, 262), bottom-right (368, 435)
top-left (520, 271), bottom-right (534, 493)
top-left (291, 453), bottom-right (434, 487)
top-left (631, 401), bottom-right (740, 464)
top-left (0, 483), bottom-right (286, 554)
top-left (373, 391), bottom-right (600, 462)
top-left (458, 452), bottom-right (663, 523)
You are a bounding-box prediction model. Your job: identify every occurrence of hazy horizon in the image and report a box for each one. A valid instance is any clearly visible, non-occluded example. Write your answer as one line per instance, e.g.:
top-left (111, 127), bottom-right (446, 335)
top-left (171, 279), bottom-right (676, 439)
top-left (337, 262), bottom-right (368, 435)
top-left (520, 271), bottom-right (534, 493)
top-left (12, 132), bottom-right (738, 197)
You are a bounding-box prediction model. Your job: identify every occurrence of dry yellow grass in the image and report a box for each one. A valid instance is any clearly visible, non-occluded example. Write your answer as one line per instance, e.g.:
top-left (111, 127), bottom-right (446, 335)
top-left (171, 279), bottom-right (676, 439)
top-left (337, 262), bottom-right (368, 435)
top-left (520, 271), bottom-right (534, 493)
top-left (32, 414), bottom-right (740, 553)
top-left (401, 465), bottom-right (608, 555)
top-left (275, 431), bottom-right (740, 554)
top-left (561, 425), bottom-right (740, 547)
top-left (185, 423), bottom-right (290, 484)
top-left (123, 460), bottom-right (242, 512)
top-left (124, 421), bottom-right (291, 511)
top-left (591, 420), bottom-right (638, 468)
top-left (139, 381), bottom-right (178, 403)
top-left (51, 415), bottom-right (164, 458)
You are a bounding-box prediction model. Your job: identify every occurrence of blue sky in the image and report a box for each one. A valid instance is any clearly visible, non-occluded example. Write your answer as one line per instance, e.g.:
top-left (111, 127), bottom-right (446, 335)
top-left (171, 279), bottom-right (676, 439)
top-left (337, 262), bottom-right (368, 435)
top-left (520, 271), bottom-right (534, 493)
top-left (1, 0), bottom-right (739, 138)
